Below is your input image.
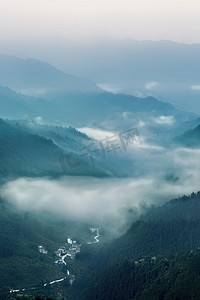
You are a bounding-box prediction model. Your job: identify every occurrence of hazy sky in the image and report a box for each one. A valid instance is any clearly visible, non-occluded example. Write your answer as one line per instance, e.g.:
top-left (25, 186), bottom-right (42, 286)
top-left (0, 0), bottom-right (200, 43)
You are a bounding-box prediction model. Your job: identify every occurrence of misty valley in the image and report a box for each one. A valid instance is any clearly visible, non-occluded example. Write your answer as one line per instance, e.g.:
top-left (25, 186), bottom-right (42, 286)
top-left (1, 44), bottom-right (200, 300)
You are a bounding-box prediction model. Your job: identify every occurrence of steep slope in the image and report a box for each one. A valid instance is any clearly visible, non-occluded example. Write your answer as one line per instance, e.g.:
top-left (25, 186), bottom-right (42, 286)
top-left (0, 119), bottom-right (109, 179)
top-left (175, 123), bottom-right (200, 147)
top-left (72, 192), bottom-right (200, 300)
top-left (75, 251), bottom-right (200, 300)
top-left (98, 192), bottom-right (200, 264)
top-left (0, 55), bottom-right (100, 94)
top-left (0, 118), bottom-right (61, 178)
top-left (0, 85), bottom-right (30, 118)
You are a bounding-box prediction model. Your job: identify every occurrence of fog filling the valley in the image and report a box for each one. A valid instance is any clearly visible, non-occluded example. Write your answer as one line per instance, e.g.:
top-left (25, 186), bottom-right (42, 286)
top-left (1, 143), bottom-right (200, 235)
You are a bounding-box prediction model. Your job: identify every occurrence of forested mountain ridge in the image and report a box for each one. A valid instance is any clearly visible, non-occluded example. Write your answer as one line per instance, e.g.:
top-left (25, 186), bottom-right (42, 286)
top-left (102, 191), bottom-right (200, 263)
top-left (0, 118), bottom-right (109, 179)
top-left (0, 118), bottom-right (60, 178)
top-left (75, 251), bottom-right (200, 300)
top-left (71, 191), bottom-right (200, 300)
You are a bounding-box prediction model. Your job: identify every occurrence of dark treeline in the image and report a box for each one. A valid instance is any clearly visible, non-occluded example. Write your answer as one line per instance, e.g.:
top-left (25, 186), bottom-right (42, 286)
top-left (71, 192), bottom-right (200, 300)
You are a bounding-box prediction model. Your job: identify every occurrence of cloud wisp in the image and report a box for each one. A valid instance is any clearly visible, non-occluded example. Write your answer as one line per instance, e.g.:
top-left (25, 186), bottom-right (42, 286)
top-left (145, 81), bottom-right (159, 91)
top-left (190, 85), bottom-right (200, 90)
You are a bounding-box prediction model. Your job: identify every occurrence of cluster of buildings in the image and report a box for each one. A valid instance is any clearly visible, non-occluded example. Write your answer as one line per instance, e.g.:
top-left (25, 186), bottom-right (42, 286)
top-left (54, 236), bottom-right (80, 285)
top-left (36, 229), bottom-right (99, 288)
top-left (55, 237), bottom-right (81, 263)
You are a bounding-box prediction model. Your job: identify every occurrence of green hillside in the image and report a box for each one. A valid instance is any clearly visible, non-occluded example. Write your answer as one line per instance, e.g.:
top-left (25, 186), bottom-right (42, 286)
top-left (72, 192), bottom-right (200, 300)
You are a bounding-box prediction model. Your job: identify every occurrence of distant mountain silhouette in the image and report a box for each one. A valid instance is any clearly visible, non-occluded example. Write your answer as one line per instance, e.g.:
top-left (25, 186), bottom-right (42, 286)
top-left (175, 123), bottom-right (200, 147)
top-left (0, 54), bottom-right (101, 95)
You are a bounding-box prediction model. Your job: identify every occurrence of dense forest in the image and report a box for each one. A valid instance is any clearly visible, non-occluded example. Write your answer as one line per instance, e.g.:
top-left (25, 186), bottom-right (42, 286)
top-left (0, 118), bottom-right (109, 179)
top-left (73, 251), bottom-right (200, 300)
top-left (70, 192), bottom-right (200, 300)
top-left (2, 188), bottom-right (200, 299)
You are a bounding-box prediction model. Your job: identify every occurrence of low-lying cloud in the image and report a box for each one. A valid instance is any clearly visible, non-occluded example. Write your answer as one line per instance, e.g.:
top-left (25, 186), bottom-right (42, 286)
top-left (1, 144), bottom-right (200, 235)
top-left (190, 85), bottom-right (200, 91)
top-left (97, 83), bottom-right (122, 94)
top-left (77, 127), bottom-right (114, 140)
top-left (1, 120), bottom-right (200, 236)
top-left (145, 81), bottom-right (159, 90)
top-left (151, 115), bottom-right (175, 126)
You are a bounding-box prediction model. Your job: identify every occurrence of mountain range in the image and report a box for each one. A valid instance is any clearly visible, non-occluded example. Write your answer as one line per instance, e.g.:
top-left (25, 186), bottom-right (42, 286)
top-left (0, 55), bottom-right (100, 95)
top-left (0, 118), bottom-right (111, 180)
top-left (1, 50), bottom-right (200, 300)
top-left (41, 39), bottom-right (200, 113)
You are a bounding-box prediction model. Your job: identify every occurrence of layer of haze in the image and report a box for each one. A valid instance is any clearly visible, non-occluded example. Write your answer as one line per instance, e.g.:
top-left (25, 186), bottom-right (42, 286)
top-left (2, 145), bottom-right (200, 235)
top-left (0, 0), bottom-right (200, 43)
